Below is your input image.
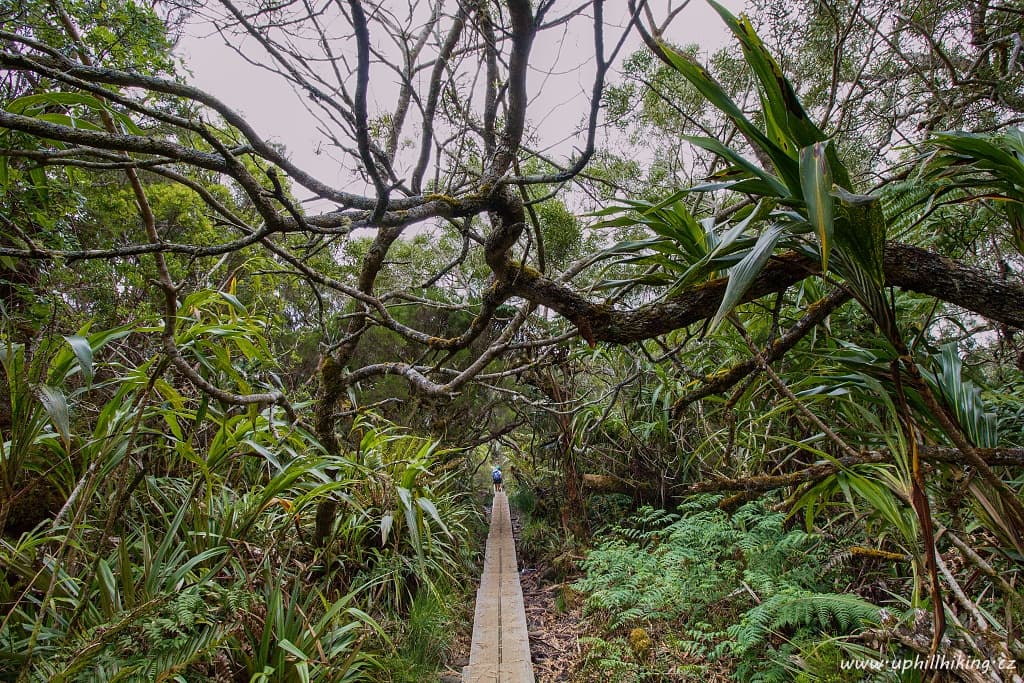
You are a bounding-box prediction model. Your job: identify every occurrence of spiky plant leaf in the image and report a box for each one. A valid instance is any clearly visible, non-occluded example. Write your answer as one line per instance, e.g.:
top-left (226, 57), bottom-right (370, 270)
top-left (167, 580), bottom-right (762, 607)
top-left (656, 41), bottom-right (800, 194)
top-left (709, 222), bottom-right (789, 330)
top-left (683, 134), bottom-right (789, 197)
top-left (800, 141), bottom-right (834, 272)
top-left (707, 0), bottom-right (825, 152)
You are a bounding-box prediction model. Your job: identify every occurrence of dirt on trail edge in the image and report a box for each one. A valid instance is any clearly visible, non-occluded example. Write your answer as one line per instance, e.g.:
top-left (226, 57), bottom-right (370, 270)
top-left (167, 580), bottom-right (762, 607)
top-left (511, 505), bottom-right (586, 682)
top-left (519, 566), bottom-right (585, 681)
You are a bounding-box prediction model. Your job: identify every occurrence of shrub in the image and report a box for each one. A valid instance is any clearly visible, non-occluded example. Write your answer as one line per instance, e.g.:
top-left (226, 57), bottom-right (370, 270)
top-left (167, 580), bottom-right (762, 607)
top-left (574, 496), bottom-right (881, 680)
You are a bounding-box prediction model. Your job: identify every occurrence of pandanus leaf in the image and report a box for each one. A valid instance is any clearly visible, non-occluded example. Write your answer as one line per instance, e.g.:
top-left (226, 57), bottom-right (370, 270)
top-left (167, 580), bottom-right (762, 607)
top-left (800, 142), bottom-right (834, 273)
top-left (62, 335), bottom-right (94, 388)
top-left (657, 41), bottom-right (801, 194)
top-left (707, 0), bottom-right (824, 150)
top-left (683, 134), bottom-right (789, 198)
top-left (709, 222), bottom-right (789, 330)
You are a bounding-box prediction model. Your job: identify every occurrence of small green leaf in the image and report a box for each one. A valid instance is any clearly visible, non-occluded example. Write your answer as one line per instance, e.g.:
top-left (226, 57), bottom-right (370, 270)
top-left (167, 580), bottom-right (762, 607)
top-left (683, 135), bottom-right (789, 198)
top-left (6, 92), bottom-right (107, 115)
top-left (36, 113), bottom-right (103, 131)
top-left (27, 166), bottom-right (48, 206)
top-left (97, 558), bottom-right (120, 617)
top-left (279, 638), bottom-right (309, 661)
top-left (380, 512), bottom-right (394, 546)
top-left (416, 497), bottom-right (452, 538)
top-left (37, 385), bottom-right (71, 448)
top-left (219, 291), bottom-right (248, 314)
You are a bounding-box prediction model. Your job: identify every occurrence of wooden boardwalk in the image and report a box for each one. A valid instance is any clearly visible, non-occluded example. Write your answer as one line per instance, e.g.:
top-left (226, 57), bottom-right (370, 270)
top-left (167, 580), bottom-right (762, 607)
top-left (463, 491), bottom-right (535, 683)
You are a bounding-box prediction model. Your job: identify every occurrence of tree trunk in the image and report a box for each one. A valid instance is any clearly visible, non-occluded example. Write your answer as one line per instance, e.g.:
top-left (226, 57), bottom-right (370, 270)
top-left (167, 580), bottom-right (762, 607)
top-left (560, 447), bottom-right (588, 538)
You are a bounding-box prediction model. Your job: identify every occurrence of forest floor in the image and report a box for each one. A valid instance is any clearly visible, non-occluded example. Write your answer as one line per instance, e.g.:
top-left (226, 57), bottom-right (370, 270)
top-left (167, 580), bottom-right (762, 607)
top-left (512, 504), bottom-right (586, 682)
top-left (520, 567), bottom-right (585, 681)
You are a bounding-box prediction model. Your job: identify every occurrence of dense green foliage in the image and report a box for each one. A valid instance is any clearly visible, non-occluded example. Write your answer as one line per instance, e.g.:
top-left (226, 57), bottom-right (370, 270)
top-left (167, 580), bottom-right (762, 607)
top-left (0, 322), bottom-right (483, 680)
top-left (575, 498), bottom-right (882, 681)
top-left (2, 0), bottom-right (1024, 680)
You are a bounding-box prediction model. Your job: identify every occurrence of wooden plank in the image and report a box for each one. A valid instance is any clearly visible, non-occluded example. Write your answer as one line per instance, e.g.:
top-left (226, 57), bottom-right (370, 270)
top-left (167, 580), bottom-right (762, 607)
top-left (464, 492), bottom-right (535, 683)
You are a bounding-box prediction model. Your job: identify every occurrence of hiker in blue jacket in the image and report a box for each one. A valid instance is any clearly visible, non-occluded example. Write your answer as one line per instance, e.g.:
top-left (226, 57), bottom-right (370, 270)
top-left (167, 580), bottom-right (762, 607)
top-left (491, 466), bottom-right (503, 493)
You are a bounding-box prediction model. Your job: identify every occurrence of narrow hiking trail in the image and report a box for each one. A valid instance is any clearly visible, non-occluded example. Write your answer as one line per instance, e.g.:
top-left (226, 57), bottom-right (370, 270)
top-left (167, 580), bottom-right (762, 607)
top-left (464, 491), bottom-right (536, 682)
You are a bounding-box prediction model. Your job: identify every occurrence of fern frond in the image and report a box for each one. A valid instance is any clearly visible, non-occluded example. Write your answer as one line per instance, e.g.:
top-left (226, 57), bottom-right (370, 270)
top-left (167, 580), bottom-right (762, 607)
top-left (141, 627), bottom-right (224, 681)
top-left (727, 589), bottom-right (880, 657)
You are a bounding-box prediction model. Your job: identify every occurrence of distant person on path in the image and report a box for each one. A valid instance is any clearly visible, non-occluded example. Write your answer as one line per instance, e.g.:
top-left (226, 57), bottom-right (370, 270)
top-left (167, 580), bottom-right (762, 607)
top-left (492, 466), bottom-right (503, 493)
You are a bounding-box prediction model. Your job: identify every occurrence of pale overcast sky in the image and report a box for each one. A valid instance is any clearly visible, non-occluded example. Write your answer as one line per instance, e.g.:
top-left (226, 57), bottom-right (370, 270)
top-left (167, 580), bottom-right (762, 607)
top-left (176, 1), bottom-right (744, 201)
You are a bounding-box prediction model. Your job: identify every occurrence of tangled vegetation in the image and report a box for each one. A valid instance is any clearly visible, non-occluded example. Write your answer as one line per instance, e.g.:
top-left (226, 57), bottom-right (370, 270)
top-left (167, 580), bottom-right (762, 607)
top-left (2, 0), bottom-right (1024, 680)
top-left (0, 312), bottom-right (484, 680)
top-left (575, 498), bottom-right (880, 680)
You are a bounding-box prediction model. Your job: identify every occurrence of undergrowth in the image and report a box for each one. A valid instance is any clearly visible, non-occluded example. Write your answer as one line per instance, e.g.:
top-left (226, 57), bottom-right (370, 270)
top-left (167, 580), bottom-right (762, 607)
top-left (509, 483), bottom-right (570, 569)
top-left (574, 495), bottom-right (883, 682)
top-left (379, 588), bottom-right (463, 682)
top-left (0, 323), bottom-right (484, 682)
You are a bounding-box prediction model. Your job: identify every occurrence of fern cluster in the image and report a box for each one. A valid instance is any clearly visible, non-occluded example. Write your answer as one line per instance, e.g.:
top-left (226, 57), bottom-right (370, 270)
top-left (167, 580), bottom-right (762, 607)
top-left (574, 496), bottom-right (881, 681)
top-left (42, 583), bottom-right (248, 681)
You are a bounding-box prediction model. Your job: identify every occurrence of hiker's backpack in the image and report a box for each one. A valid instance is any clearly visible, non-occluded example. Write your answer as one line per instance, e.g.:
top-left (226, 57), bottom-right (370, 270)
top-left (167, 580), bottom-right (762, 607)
top-left (492, 469), bottom-right (502, 483)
